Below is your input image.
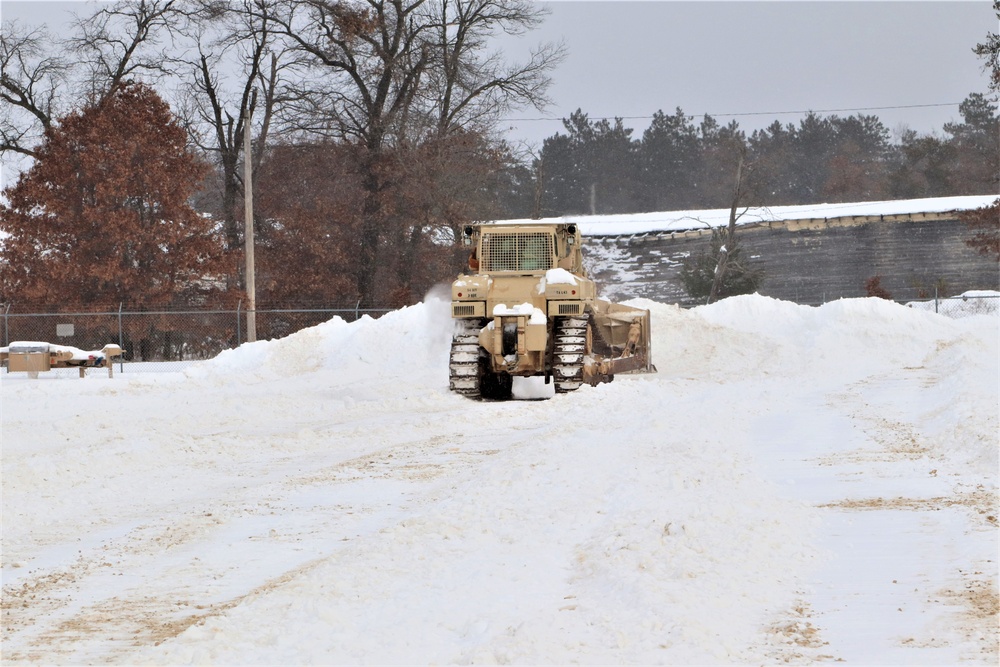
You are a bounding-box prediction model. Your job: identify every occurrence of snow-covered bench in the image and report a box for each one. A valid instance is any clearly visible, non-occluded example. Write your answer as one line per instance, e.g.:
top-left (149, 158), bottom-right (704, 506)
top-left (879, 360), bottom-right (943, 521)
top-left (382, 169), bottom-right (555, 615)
top-left (0, 341), bottom-right (124, 378)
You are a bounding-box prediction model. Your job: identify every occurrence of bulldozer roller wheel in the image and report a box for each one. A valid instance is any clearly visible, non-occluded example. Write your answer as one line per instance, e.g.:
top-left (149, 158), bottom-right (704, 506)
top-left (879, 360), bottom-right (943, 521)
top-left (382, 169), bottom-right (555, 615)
top-left (449, 319), bottom-right (486, 398)
top-left (553, 315), bottom-right (588, 393)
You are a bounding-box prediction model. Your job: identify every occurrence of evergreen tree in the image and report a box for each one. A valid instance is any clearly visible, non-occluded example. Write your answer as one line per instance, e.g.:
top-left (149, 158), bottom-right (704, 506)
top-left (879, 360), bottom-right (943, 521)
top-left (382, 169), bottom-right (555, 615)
top-left (974, 1), bottom-right (1000, 92)
top-left (943, 93), bottom-right (1000, 193)
top-left (697, 115), bottom-right (746, 207)
top-left (679, 228), bottom-right (763, 302)
top-left (790, 112), bottom-right (837, 201)
top-left (586, 116), bottom-right (639, 213)
top-left (748, 121), bottom-right (798, 204)
top-left (887, 130), bottom-right (956, 198)
top-left (536, 131), bottom-right (581, 215)
top-left (822, 114), bottom-right (890, 201)
top-left (638, 108), bottom-right (700, 210)
top-left (529, 96), bottom-right (994, 215)
top-left (535, 109), bottom-right (640, 215)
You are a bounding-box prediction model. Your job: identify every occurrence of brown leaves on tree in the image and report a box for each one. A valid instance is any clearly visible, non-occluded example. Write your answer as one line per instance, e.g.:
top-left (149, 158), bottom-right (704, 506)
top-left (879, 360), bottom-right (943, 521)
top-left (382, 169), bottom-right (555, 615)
top-left (379, 131), bottom-right (511, 306)
top-left (961, 198), bottom-right (1000, 262)
top-left (865, 275), bottom-right (893, 300)
top-left (0, 82), bottom-right (225, 310)
top-left (252, 131), bottom-right (510, 310)
top-left (253, 142), bottom-right (363, 306)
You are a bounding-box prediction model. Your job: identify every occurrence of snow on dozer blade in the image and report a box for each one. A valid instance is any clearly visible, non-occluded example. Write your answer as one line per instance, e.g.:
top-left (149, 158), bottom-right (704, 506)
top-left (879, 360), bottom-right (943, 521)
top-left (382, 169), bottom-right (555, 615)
top-left (581, 300), bottom-right (656, 385)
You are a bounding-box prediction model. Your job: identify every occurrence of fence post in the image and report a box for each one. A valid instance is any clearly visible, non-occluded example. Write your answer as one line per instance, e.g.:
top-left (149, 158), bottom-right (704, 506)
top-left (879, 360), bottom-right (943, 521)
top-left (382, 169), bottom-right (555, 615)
top-left (236, 299), bottom-right (242, 346)
top-left (355, 299), bottom-right (361, 322)
top-left (934, 286), bottom-right (939, 314)
top-left (3, 303), bottom-right (9, 347)
top-left (118, 302), bottom-right (125, 373)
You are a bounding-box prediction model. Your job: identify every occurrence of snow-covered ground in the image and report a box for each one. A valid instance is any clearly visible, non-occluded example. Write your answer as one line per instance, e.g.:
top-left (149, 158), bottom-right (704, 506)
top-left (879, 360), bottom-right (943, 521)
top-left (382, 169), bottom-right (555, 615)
top-left (2, 293), bottom-right (997, 665)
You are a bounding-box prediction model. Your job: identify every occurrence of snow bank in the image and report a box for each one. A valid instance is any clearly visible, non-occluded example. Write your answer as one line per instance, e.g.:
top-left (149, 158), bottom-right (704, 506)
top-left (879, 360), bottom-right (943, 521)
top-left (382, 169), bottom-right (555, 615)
top-left (188, 295), bottom-right (454, 395)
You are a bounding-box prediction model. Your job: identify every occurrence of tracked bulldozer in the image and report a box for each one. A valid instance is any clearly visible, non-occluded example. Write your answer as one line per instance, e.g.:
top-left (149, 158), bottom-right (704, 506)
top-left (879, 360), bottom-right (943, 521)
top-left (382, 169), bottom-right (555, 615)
top-left (449, 222), bottom-right (654, 399)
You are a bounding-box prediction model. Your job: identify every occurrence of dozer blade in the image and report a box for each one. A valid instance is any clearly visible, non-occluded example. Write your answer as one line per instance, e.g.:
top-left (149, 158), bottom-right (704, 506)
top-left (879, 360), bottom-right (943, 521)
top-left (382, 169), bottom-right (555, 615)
top-left (590, 300), bottom-right (656, 375)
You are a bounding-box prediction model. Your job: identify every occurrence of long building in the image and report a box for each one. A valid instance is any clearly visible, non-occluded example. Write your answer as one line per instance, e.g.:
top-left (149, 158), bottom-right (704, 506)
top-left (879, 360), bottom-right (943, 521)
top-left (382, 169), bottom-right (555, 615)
top-left (499, 195), bottom-right (999, 305)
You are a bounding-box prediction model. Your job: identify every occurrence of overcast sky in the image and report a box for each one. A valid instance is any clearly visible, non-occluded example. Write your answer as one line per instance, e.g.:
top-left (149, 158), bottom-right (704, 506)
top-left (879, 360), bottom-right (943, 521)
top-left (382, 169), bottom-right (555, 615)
top-left (1, 0), bottom-right (996, 153)
top-left (495, 1), bottom-right (997, 147)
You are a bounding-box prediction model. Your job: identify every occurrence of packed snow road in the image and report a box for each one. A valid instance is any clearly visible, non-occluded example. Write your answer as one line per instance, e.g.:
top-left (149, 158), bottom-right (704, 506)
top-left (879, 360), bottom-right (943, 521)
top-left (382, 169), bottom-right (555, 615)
top-left (2, 295), bottom-right (996, 664)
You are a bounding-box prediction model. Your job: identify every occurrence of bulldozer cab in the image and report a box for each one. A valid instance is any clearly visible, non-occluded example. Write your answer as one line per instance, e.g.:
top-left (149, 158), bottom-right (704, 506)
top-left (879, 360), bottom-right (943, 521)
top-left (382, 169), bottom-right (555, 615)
top-left (481, 231), bottom-right (552, 272)
top-left (463, 223), bottom-right (584, 276)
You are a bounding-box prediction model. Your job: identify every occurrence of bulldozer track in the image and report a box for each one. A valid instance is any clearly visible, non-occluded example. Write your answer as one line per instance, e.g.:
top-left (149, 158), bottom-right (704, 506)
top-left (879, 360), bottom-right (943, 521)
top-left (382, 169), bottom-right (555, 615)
top-left (449, 319), bottom-right (485, 398)
top-left (553, 316), bottom-right (587, 393)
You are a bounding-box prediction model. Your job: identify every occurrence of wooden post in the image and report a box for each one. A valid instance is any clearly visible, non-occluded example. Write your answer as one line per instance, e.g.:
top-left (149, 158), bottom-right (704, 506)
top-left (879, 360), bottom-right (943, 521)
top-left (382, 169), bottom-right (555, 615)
top-left (243, 105), bottom-right (257, 343)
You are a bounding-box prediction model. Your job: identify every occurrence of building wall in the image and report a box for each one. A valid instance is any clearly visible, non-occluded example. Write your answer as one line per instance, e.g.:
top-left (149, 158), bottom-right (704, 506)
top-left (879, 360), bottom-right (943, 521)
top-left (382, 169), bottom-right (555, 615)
top-left (585, 215), bottom-right (999, 305)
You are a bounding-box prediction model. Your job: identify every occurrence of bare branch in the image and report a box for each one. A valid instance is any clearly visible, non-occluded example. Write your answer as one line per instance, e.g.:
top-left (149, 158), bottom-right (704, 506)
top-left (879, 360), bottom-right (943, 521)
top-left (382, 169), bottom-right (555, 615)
top-left (174, 0), bottom-right (293, 250)
top-left (70, 0), bottom-right (194, 102)
top-left (0, 22), bottom-right (71, 157)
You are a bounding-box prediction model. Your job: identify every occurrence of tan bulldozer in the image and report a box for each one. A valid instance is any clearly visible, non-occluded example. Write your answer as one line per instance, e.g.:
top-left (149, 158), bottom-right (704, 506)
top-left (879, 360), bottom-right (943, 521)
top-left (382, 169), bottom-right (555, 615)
top-left (449, 222), bottom-right (654, 399)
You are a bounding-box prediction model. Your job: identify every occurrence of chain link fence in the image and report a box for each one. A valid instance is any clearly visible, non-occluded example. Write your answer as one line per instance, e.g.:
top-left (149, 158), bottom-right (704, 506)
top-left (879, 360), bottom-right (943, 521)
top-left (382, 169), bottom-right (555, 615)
top-left (2, 294), bottom-right (996, 377)
top-left (1, 304), bottom-right (392, 375)
top-left (904, 293), bottom-right (1000, 318)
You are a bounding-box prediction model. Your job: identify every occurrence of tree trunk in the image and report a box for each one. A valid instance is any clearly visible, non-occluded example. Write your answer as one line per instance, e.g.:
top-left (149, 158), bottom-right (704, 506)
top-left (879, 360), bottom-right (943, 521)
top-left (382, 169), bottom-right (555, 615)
top-left (397, 220), bottom-right (425, 301)
top-left (356, 162), bottom-right (384, 308)
top-left (708, 151), bottom-right (745, 304)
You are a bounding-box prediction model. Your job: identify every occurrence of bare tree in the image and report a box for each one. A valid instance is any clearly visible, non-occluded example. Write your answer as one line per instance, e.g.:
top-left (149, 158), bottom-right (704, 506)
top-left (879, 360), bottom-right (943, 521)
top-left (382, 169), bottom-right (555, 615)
top-left (708, 145), bottom-right (747, 303)
top-left (256, 0), bottom-right (562, 306)
top-left (425, 0), bottom-right (564, 137)
top-left (679, 140), bottom-right (763, 305)
top-left (180, 0), bottom-right (292, 255)
top-left (70, 0), bottom-right (194, 102)
top-left (0, 23), bottom-right (70, 158)
top-left (2, 1), bottom-right (191, 163)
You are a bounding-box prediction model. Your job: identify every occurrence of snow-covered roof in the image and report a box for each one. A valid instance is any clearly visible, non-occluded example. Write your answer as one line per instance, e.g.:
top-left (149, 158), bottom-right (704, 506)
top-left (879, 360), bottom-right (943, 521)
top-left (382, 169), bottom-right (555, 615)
top-left (496, 194), bottom-right (998, 237)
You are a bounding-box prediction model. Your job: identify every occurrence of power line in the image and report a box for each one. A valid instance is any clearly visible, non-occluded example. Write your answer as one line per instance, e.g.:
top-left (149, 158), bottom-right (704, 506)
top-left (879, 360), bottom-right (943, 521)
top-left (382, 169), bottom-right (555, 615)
top-left (505, 102), bottom-right (964, 123)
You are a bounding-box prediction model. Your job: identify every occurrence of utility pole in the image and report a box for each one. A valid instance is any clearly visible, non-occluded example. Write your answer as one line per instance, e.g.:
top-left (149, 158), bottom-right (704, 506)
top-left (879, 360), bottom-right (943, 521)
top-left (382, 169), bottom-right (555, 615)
top-left (243, 97), bottom-right (257, 343)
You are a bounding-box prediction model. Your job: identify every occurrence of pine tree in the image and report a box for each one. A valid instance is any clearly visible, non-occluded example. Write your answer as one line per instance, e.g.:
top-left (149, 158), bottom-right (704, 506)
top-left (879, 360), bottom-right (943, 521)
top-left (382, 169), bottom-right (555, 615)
top-left (638, 108), bottom-right (701, 211)
top-left (943, 93), bottom-right (1000, 194)
top-left (678, 228), bottom-right (763, 302)
top-left (974, 1), bottom-right (1000, 92)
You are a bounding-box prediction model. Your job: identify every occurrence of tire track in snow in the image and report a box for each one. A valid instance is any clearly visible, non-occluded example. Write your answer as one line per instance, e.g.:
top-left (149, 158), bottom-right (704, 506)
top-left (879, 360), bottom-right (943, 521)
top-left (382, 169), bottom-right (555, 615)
top-left (121, 379), bottom-right (823, 665)
top-left (795, 356), bottom-right (999, 663)
top-left (1, 396), bottom-right (550, 664)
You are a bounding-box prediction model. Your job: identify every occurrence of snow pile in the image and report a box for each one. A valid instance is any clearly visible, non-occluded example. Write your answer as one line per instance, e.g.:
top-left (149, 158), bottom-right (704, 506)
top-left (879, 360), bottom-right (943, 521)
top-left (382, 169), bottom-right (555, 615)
top-left (189, 295), bottom-right (454, 394)
top-left (2, 294), bottom-right (996, 665)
